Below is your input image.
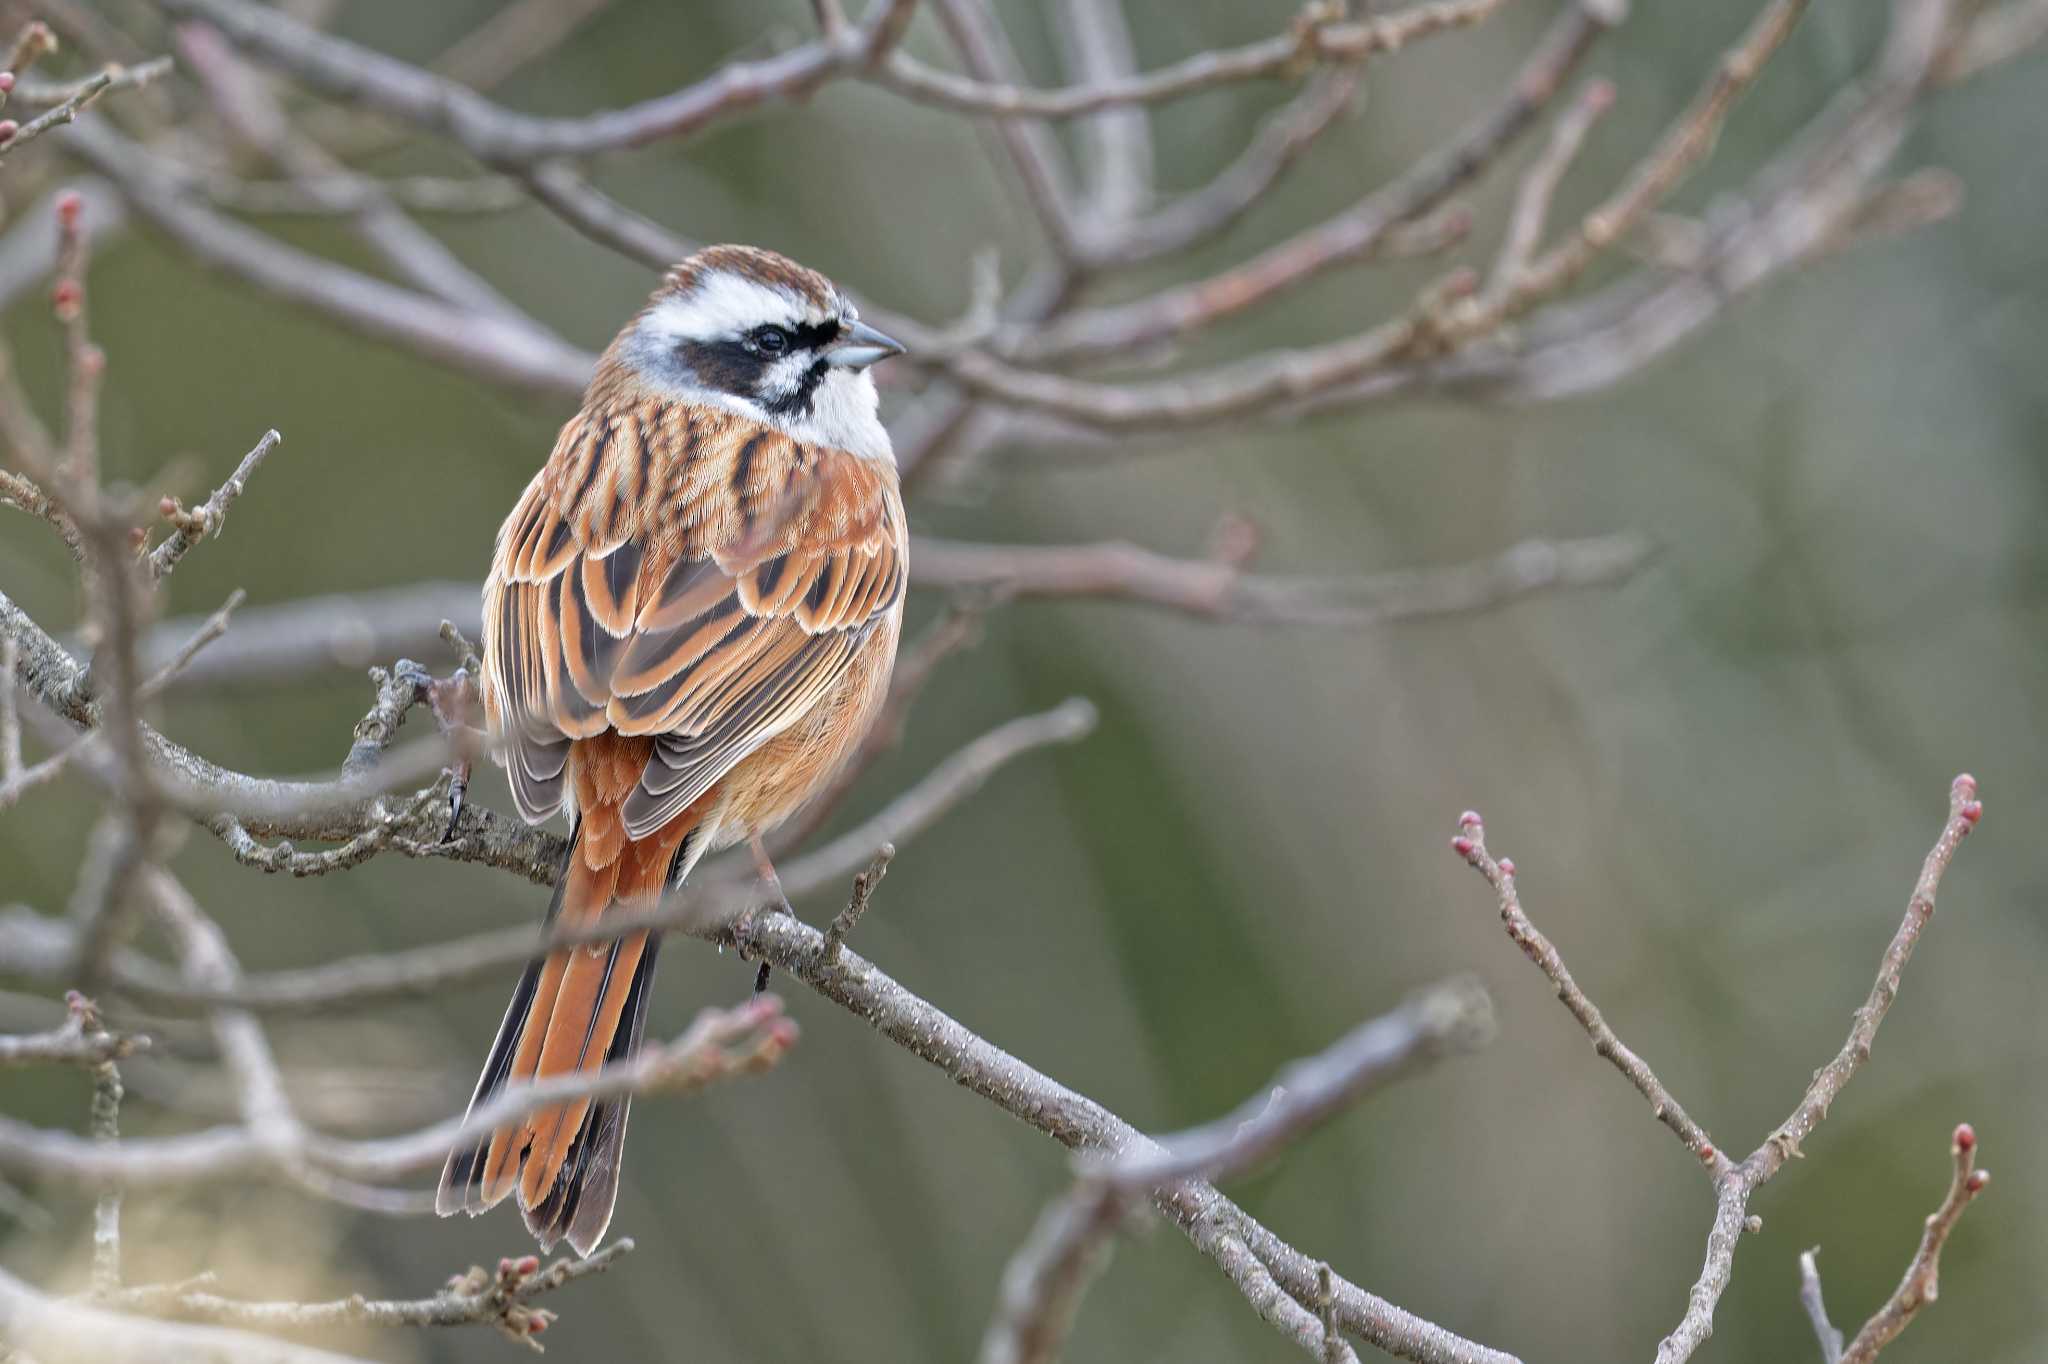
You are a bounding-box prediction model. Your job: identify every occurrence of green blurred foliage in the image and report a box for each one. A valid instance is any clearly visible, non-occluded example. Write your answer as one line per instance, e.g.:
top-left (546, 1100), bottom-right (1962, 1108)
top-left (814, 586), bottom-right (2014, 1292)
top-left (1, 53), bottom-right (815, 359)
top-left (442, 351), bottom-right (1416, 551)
top-left (3, 2), bottom-right (2044, 1361)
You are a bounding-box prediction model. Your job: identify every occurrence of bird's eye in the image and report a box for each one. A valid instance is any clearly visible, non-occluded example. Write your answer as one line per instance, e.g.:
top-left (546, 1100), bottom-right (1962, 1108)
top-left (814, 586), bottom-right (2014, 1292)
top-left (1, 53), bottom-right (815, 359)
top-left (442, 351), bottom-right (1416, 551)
top-left (751, 325), bottom-right (791, 356)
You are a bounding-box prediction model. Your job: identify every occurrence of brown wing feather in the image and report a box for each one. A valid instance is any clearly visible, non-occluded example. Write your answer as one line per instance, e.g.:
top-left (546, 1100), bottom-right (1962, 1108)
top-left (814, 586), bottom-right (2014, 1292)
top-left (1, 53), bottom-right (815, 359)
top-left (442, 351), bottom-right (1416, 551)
top-left (482, 401), bottom-right (905, 832)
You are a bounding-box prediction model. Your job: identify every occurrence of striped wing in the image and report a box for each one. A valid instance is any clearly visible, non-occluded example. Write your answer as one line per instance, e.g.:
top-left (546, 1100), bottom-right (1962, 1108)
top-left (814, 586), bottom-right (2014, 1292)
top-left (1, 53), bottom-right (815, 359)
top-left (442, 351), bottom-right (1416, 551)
top-left (482, 403), bottom-right (906, 838)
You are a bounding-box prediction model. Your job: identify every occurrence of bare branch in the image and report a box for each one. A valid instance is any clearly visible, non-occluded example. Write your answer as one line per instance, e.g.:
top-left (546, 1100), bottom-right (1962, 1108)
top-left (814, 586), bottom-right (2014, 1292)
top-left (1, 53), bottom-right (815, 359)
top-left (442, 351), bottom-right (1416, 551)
top-left (174, 24), bottom-right (539, 326)
top-left (1648, 774), bottom-right (1984, 1364)
top-left (0, 992), bottom-right (147, 1069)
top-left (1053, 0), bottom-right (1153, 228)
top-left (0, 1267), bottom-right (380, 1364)
top-left (1835, 1124), bottom-right (1989, 1363)
top-left (0, 56), bottom-right (171, 159)
top-left (57, 122), bottom-right (592, 396)
top-left (1094, 979), bottom-right (1495, 1192)
top-left (157, 0), bottom-right (910, 164)
top-left (915, 531), bottom-right (1654, 627)
top-left (1101, 72), bottom-right (1359, 267)
top-left (1486, 77), bottom-right (1616, 301)
top-left (127, 530), bottom-right (1649, 694)
top-left (1452, 811), bottom-right (1727, 1175)
top-left (998, 5), bottom-right (1612, 367)
top-left (0, 698), bottom-right (1095, 1015)
top-left (876, 0), bottom-right (1517, 120)
top-left (979, 1183), bottom-right (1127, 1364)
top-left (0, 994), bottom-right (793, 1192)
top-left (146, 430), bottom-right (280, 580)
top-left (115, 1242), bottom-right (632, 1347)
top-left (1800, 1249), bottom-right (1845, 1364)
top-left (139, 590), bottom-right (244, 698)
top-left (724, 900), bottom-right (1520, 1364)
top-left (928, 0), bottom-right (1087, 260)
top-left (822, 842), bottom-right (894, 964)
top-left (0, 468), bottom-right (86, 561)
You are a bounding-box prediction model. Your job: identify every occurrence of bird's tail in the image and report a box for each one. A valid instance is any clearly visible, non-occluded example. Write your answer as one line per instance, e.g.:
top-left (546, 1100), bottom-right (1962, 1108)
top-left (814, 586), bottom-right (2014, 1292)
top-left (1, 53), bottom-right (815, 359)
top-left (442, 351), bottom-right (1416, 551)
top-left (435, 814), bottom-right (692, 1255)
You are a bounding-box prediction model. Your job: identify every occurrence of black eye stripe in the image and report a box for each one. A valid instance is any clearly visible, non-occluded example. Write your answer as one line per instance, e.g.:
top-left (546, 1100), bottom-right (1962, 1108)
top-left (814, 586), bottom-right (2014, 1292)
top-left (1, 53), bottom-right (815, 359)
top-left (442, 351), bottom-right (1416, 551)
top-left (789, 319), bottom-right (839, 350)
top-left (671, 318), bottom-right (845, 416)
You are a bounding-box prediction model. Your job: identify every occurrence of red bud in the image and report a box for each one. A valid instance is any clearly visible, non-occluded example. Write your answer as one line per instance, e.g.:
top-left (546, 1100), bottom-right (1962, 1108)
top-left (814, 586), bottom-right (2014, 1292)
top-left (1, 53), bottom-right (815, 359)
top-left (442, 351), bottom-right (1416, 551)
top-left (1953, 1123), bottom-right (1975, 1152)
top-left (55, 190), bottom-right (82, 228)
top-left (1450, 835), bottom-right (1474, 858)
top-left (1965, 1169), bottom-right (1989, 1194)
top-left (1458, 810), bottom-right (1483, 830)
top-left (0, 120), bottom-right (18, 145)
top-left (1497, 858), bottom-right (1516, 877)
top-left (0, 73), bottom-right (15, 94)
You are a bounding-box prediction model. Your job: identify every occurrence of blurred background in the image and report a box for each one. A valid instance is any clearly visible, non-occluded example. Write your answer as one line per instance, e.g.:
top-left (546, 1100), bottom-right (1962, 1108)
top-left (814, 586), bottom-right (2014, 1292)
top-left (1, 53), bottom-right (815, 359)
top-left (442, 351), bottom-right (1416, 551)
top-left (2, 1), bottom-right (2043, 1361)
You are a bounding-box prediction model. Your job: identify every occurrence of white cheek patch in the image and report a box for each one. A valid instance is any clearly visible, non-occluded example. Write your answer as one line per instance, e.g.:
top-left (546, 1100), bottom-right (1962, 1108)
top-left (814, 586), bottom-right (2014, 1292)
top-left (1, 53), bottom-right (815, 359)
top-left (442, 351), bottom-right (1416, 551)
top-left (788, 370), bottom-right (893, 466)
top-left (761, 353), bottom-right (814, 401)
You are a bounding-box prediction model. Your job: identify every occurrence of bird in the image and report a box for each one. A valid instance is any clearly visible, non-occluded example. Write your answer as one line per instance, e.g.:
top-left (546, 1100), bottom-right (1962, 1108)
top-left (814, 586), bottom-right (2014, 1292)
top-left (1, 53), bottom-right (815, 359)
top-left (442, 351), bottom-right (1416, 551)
top-left (435, 245), bottom-right (908, 1255)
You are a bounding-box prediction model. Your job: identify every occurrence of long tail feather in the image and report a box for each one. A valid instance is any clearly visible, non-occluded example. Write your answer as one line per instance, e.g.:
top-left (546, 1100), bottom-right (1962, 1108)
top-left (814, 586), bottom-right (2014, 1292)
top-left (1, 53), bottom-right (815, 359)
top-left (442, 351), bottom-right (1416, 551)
top-left (436, 810), bottom-right (693, 1253)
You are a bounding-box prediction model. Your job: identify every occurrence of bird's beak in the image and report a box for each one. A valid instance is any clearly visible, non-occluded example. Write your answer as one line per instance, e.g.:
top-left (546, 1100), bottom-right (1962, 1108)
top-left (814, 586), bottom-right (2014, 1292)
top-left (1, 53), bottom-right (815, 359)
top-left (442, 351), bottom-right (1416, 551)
top-left (827, 318), bottom-right (906, 370)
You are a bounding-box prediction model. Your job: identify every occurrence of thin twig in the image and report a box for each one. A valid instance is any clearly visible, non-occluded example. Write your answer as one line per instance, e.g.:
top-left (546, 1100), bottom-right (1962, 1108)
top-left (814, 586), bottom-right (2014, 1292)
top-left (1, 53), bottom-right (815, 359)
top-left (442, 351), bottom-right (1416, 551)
top-left (0, 57), bottom-right (171, 159)
top-left (877, 0), bottom-right (1515, 119)
top-left (1452, 811), bottom-right (1728, 1176)
top-left (1486, 77), bottom-right (1616, 299)
top-left (1094, 978), bottom-right (1495, 1191)
top-left (1800, 1249), bottom-right (1844, 1364)
top-left (0, 1242), bottom-right (632, 1357)
top-left (979, 1182), bottom-right (1127, 1364)
top-left (822, 843), bottom-right (894, 964)
top-left (0, 993), bottom-right (147, 1068)
top-left (1648, 774), bottom-right (1984, 1364)
top-left (146, 430), bottom-right (281, 580)
top-left (1835, 1124), bottom-right (1989, 1363)
top-left (139, 589), bottom-right (244, 698)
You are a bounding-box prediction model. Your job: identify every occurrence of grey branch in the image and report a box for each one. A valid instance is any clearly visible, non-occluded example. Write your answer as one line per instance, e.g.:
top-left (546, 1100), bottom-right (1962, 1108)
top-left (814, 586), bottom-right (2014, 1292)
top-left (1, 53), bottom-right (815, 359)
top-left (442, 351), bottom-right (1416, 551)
top-left (1093, 979), bottom-right (1495, 1192)
top-left (0, 700), bottom-right (1097, 1014)
top-left (1454, 813), bottom-right (1727, 1175)
top-left (979, 1182), bottom-right (1128, 1364)
top-left (1456, 775), bottom-right (1983, 1364)
top-left (0, 997), bottom-right (794, 1191)
top-left (721, 897), bottom-right (1521, 1364)
top-left (0, 57), bottom-right (172, 159)
top-left (1800, 1249), bottom-right (1845, 1364)
top-left (1698, 778), bottom-right (1976, 1363)
top-left (0, 1242), bottom-right (631, 1362)
top-left (1834, 1125), bottom-right (1988, 1363)
top-left (0, 994), bottom-right (147, 1069)
top-left (145, 429), bottom-right (280, 580)
top-left (0, 1267), bottom-right (377, 1364)
top-left (125, 533), bottom-right (1653, 693)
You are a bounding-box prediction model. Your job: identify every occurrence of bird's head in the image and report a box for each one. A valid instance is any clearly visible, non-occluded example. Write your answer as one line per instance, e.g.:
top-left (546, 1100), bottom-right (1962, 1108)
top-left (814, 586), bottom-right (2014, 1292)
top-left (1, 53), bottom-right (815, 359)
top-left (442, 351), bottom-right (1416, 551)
top-left (610, 244), bottom-right (905, 463)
